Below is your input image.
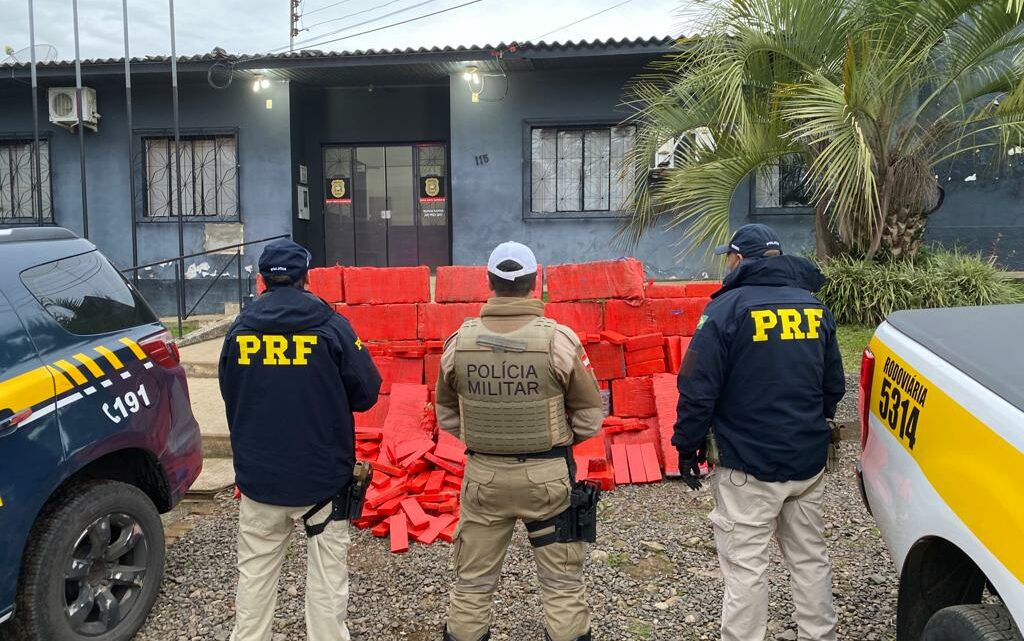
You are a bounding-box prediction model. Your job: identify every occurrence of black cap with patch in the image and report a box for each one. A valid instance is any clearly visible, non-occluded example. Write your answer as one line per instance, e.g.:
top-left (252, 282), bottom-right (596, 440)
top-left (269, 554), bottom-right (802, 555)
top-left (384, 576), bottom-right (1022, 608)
top-left (714, 223), bottom-right (783, 258)
top-left (258, 239), bottom-right (311, 284)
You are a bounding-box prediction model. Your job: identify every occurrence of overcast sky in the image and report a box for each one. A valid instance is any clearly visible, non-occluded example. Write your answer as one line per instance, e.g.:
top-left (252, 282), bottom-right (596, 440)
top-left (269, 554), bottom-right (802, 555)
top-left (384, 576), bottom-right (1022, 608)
top-left (1, 0), bottom-right (689, 62)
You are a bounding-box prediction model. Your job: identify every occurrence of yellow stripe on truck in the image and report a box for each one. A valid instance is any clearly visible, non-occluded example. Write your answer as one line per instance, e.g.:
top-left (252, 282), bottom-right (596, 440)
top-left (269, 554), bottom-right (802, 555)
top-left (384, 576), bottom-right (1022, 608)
top-left (0, 366), bottom-right (57, 414)
top-left (118, 337), bottom-right (147, 360)
top-left (94, 345), bottom-right (124, 370)
top-left (870, 337), bottom-right (1024, 583)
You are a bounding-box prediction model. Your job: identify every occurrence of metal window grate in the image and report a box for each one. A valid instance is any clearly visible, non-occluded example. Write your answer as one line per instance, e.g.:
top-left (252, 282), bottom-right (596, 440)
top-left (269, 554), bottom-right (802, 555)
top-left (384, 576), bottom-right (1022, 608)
top-left (0, 139), bottom-right (53, 225)
top-left (530, 125), bottom-right (635, 215)
top-left (141, 134), bottom-right (239, 220)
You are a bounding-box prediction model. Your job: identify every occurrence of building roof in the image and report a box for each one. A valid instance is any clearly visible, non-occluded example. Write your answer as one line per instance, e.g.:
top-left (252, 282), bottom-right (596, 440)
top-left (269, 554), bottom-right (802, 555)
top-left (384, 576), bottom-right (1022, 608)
top-left (2, 36), bottom-right (676, 71)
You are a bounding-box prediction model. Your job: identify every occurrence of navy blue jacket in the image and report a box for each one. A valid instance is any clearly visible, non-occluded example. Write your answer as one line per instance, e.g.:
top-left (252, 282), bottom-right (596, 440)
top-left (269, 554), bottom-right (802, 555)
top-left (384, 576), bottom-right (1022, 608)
top-left (673, 255), bottom-right (846, 482)
top-left (219, 285), bottom-right (381, 506)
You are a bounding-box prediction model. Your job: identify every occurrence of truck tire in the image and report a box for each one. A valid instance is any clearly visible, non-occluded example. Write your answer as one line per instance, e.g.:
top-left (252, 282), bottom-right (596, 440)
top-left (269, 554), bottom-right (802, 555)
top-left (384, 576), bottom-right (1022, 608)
top-left (922, 605), bottom-right (1023, 641)
top-left (11, 480), bottom-right (165, 641)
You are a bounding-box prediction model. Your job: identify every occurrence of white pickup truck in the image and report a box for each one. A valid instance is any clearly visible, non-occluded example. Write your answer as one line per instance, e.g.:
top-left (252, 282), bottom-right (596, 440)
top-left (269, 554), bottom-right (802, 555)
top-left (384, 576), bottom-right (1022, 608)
top-left (857, 304), bottom-right (1023, 641)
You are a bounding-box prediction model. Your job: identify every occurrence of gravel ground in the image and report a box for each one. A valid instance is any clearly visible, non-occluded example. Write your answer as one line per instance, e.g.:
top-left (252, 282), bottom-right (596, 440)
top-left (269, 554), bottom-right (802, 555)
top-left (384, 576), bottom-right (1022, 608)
top-left (137, 441), bottom-right (896, 641)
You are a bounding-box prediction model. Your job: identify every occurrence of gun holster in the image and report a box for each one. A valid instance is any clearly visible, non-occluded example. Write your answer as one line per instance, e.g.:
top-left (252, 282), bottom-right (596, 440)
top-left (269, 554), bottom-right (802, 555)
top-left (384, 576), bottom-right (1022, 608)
top-left (525, 452), bottom-right (601, 547)
top-left (303, 461), bottom-right (373, 538)
top-left (825, 420), bottom-right (842, 474)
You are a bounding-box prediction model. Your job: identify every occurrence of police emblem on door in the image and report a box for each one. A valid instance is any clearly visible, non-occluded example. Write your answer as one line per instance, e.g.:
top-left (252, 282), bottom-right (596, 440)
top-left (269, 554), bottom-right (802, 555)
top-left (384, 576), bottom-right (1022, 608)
top-left (325, 176), bottom-right (351, 204)
top-left (419, 175), bottom-right (445, 201)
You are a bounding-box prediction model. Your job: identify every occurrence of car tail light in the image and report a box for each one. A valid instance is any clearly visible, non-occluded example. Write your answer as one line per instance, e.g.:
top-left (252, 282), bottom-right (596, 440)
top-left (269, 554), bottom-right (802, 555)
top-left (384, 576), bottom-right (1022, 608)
top-left (858, 348), bottom-right (875, 450)
top-left (139, 329), bottom-right (181, 368)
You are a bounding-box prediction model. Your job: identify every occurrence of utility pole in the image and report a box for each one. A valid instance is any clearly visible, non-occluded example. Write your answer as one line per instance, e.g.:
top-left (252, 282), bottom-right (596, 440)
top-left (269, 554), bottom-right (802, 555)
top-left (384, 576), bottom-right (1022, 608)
top-left (290, 0), bottom-right (300, 51)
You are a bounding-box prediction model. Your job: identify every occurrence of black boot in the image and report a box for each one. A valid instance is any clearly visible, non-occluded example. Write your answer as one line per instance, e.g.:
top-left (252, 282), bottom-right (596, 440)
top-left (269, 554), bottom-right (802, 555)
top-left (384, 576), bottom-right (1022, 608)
top-left (443, 626), bottom-right (491, 641)
top-left (544, 630), bottom-right (592, 641)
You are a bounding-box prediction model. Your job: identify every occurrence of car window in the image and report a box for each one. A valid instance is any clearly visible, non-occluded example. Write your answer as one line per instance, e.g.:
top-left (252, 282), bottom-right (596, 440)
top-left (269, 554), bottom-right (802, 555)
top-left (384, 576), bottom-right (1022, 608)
top-left (20, 251), bottom-right (158, 335)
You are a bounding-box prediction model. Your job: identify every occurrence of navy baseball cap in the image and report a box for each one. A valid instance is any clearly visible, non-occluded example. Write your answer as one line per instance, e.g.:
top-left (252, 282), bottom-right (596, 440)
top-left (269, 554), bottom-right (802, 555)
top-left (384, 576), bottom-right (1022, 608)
top-left (714, 224), bottom-right (783, 258)
top-left (258, 239), bottom-right (311, 283)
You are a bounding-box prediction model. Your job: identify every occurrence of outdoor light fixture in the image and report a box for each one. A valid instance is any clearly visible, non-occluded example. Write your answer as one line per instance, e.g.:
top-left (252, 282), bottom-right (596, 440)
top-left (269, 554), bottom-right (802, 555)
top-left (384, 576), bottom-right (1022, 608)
top-left (252, 74), bottom-right (270, 92)
top-left (462, 65), bottom-right (483, 102)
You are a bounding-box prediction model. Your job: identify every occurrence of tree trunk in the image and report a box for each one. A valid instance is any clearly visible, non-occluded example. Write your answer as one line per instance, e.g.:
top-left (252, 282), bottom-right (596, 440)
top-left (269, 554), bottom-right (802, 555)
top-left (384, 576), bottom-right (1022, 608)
top-left (879, 208), bottom-right (929, 260)
top-left (814, 203), bottom-right (840, 260)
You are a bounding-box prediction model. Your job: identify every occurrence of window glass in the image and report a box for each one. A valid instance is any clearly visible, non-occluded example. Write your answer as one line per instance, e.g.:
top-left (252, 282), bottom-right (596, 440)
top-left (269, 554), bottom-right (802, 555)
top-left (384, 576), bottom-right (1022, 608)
top-left (0, 139), bottom-right (52, 223)
top-left (143, 134), bottom-right (238, 219)
top-left (754, 156), bottom-right (811, 209)
top-left (530, 125), bottom-right (635, 215)
top-left (21, 252), bottom-right (158, 335)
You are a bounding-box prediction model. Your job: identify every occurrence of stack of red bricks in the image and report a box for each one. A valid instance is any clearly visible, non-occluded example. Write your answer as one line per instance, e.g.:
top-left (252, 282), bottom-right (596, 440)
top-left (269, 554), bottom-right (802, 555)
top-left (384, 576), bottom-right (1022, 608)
top-left (255, 259), bottom-right (717, 552)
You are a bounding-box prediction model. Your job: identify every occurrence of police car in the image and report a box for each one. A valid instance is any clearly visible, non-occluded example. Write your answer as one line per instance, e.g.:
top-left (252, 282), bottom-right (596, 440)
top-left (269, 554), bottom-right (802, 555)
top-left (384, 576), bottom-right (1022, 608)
top-left (857, 305), bottom-right (1023, 640)
top-left (0, 228), bottom-right (202, 641)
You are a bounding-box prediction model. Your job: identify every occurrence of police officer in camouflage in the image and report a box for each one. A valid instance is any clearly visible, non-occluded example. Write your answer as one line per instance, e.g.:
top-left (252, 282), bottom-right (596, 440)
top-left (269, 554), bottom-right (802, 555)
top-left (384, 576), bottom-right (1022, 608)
top-left (435, 242), bottom-right (604, 641)
top-left (673, 224), bottom-right (846, 641)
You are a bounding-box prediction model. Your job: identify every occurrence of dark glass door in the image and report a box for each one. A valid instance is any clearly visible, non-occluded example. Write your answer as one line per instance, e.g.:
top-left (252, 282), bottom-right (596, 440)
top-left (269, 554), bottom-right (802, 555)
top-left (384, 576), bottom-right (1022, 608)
top-left (323, 143), bottom-right (450, 268)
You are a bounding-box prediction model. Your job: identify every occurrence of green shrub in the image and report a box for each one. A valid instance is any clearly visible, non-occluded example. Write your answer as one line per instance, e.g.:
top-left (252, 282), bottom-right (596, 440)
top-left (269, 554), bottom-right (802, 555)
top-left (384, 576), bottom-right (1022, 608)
top-left (818, 251), bottom-right (1024, 326)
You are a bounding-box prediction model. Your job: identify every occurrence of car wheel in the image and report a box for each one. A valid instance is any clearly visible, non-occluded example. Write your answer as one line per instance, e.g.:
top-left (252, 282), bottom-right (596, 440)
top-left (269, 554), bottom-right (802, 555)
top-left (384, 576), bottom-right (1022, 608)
top-left (11, 480), bottom-right (165, 641)
top-left (922, 604), bottom-right (1023, 641)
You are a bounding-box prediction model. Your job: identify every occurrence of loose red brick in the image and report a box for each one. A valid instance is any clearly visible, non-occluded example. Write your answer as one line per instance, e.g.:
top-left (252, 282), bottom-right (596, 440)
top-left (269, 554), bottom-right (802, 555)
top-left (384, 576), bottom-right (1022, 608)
top-left (625, 333), bottom-right (665, 352)
top-left (425, 452), bottom-right (463, 476)
top-left (625, 345), bottom-right (665, 365)
top-left (345, 266), bottom-right (430, 304)
top-left (368, 481), bottom-right (408, 508)
top-left (652, 374), bottom-right (680, 476)
top-left (389, 513), bottom-right (410, 553)
top-left (418, 302), bottom-right (484, 340)
top-left (307, 266), bottom-right (345, 303)
top-left (626, 444), bottom-right (648, 484)
top-left (627, 359), bottom-right (668, 377)
top-left (371, 521), bottom-right (390, 538)
top-left (640, 442), bottom-right (663, 482)
top-left (545, 302), bottom-right (604, 334)
top-left (611, 377), bottom-right (656, 418)
top-left (611, 443), bottom-right (631, 485)
top-left (439, 517), bottom-right (459, 543)
top-left (604, 298), bottom-right (705, 336)
top-left (546, 258), bottom-right (645, 302)
top-left (585, 341), bottom-right (625, 381)
top-left (424, 470), bottom-right (446, 493)
top-left (599, 330), bottom-right (629, 345)
top-left (400, 498), bottom-right (430, 529)
top-left (336, 304), bottom-right (418, 341)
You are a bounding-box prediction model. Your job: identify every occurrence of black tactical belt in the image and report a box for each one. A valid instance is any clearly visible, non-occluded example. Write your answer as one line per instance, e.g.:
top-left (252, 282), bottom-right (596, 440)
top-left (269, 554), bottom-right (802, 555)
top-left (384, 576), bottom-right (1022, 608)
top-left (466, 446), bottom-right (571, 460)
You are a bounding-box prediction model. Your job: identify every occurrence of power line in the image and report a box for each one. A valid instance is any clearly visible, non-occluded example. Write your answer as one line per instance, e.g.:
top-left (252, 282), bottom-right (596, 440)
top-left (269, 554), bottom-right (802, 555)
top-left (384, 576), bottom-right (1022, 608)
top-left (303, 0), bottom-right (359, 17)
top-left (288, 0), bottom-right (443, 49)
top-left (530, 0), bottom-right (636, 42)
top-left (301, 0), bottom-right (434, 34)
top-left (276, 0), bottom-right (486, 52)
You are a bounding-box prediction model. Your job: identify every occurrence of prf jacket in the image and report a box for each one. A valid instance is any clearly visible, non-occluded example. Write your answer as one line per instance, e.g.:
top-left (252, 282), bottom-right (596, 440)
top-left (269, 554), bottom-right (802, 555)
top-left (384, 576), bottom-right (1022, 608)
top-left (219, 285), bottom-right (382, 506)
top-left (673, 255), bottom-right (846, 482)
top-left (436, 297), bottom-right (604, 449)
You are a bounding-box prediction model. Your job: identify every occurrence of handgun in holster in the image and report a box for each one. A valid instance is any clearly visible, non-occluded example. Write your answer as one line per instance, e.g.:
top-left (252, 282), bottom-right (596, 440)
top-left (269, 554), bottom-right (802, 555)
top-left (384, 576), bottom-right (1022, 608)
top-left (303, 461), bottom-right (374, 538)
top-left (706, 431), bottom-right (721, 468)
top-left (826, 420), bottom-right (842, 473)
top-left (526, 451), bottom-right (601, 547)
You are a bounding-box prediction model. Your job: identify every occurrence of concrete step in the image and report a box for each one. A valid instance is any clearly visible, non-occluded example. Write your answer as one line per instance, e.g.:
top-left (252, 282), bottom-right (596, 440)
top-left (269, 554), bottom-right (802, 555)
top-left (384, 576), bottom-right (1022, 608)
top-left (187, 376), bottom-right (233, 458)
top-left (178, 339), bottom-right (221, 379)
top-left (188, 458), bottom-right (235, 496)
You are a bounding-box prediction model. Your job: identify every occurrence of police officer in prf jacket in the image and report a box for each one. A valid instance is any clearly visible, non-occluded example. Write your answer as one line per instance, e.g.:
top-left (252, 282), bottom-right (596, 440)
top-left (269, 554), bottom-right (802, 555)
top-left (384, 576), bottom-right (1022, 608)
top-left (674, 224), bottom-right (846, 641)
top-left (436, 242), bottom-right (604, 641)
top-left (219, 239), bottom-right (381, 641)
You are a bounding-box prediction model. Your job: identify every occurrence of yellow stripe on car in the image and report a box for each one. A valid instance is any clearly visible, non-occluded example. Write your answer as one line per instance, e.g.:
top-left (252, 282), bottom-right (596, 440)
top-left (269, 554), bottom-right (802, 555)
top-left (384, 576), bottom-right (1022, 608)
top-left (73, 352), bottom-right (106, 378)
top-left (53, 359), bottom-right (88, 386)
top-left (45, 366), bottom-right (74, 395)
top-left (118, 337), bottom-right (147, 360)
top-left (94, 345), bottom-right (124, 370)
top-left (0, 366), bottom-right (59, 414)
top-left (870, 338), bottom-right (1024, 583)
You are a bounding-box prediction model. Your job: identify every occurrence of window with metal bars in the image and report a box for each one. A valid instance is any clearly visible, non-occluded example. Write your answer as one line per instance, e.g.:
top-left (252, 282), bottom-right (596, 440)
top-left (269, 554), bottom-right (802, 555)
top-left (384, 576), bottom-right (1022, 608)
top-left (0, 139), bottom-right (52, 225)
top-left (528, 125), bottom-right (635, 218)
top-left (752, 155), bottom-right (813, 212)
top-left (142, 134), bottom-right (239, 220)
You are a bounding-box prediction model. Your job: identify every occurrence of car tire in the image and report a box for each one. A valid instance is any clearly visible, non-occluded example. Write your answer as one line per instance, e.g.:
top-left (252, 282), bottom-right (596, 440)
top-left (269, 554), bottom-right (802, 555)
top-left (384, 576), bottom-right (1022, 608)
top-left (922, 604), bottom-right (1024, 641)
top-left (11, 480), bottom-right (165, 641)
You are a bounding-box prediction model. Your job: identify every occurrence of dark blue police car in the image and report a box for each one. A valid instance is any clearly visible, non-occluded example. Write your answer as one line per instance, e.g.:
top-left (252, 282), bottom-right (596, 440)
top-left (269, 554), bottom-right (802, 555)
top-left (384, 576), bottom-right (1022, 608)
top-left (0, 228), bottom-right (202, 641)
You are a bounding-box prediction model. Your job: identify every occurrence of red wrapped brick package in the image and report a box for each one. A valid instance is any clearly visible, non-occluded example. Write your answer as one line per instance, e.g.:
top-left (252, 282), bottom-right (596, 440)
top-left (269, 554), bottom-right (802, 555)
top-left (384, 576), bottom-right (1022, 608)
top-left (417, 302), bottom-right (485, 340)
top-left (344, 266), bottom-right (430, 304)
top-left (436, 265), bottom-right (543, 302)
top-left (611, 377), bottom-right (656, 417)
top-left (307, 266), bottom-right (345, 303)
top-left (335, 304), bottom-right (418, 341)
top-left (546, 258), bottom-right (645, 303)
top-left (545, 302), bottom-right (604, 335)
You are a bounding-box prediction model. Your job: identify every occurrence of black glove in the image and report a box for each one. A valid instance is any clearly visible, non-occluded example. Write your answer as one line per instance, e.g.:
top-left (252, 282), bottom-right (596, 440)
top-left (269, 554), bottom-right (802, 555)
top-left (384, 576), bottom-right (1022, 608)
top-left (677, 447), bottom-right (705, 490)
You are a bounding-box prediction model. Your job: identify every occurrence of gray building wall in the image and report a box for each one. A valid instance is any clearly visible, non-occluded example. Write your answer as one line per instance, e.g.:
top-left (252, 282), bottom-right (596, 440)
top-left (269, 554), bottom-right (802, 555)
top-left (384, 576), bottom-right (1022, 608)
top-left (0, 74), bottom-right (293, 314)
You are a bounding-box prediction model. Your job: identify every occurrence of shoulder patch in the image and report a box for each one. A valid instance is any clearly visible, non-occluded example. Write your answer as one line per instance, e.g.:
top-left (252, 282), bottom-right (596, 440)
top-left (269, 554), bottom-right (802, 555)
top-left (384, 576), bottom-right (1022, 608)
top-left (696, 314), bottom-right (708, 331)
top-left (553, 324), bottom-right (583, 346)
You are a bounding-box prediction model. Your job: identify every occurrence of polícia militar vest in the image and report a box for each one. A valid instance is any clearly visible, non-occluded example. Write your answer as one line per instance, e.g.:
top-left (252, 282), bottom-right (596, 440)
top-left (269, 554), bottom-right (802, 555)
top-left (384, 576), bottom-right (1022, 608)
top-left (454, 316), bottom-right (571, 455)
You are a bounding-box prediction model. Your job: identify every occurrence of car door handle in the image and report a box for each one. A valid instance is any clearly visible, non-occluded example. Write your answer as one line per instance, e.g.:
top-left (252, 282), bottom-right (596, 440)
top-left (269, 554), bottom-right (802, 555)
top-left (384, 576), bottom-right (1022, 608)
top-left (0, 408), bottom-right (33, 435)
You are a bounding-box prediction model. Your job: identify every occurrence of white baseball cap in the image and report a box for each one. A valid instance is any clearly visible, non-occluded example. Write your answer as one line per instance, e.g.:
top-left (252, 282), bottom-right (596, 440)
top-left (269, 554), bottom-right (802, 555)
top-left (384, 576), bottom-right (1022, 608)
top-left (487, 241), bottom-right (538, 281)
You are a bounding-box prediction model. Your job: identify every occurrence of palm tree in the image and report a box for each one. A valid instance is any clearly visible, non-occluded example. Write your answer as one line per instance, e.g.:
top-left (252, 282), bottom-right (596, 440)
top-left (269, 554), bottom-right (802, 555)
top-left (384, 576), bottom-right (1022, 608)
top-left (624, 0), bottom-right (1024, 260)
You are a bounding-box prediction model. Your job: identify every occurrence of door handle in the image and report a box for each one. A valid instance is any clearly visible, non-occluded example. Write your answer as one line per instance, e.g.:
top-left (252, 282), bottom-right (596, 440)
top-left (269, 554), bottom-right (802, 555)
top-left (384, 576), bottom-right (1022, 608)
top-left (0, 407), bottom-right (33, 435)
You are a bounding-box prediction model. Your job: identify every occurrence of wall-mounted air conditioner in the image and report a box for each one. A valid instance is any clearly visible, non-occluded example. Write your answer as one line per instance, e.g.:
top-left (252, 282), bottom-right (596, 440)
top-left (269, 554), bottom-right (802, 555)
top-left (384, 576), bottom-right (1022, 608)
top-left (48, 87), bottom-right (100, 132)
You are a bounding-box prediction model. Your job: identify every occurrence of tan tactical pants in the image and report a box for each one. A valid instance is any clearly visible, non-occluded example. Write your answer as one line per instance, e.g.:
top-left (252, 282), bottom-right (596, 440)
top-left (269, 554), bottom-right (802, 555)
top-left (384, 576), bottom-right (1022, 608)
top-left (231, 496), bottom-right (352, 641)
top-left (710, 467), bottom-right (837, 641)
top-left (447, 454), bottom-right (589, 641)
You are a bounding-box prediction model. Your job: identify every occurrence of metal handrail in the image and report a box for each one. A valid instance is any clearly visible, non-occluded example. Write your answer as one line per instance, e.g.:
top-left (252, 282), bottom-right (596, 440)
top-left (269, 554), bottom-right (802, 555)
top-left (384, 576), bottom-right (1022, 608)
top-left (119, 233), bottom-right (290, 335)
top-left (121, 233), bottom-right (290, 273)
